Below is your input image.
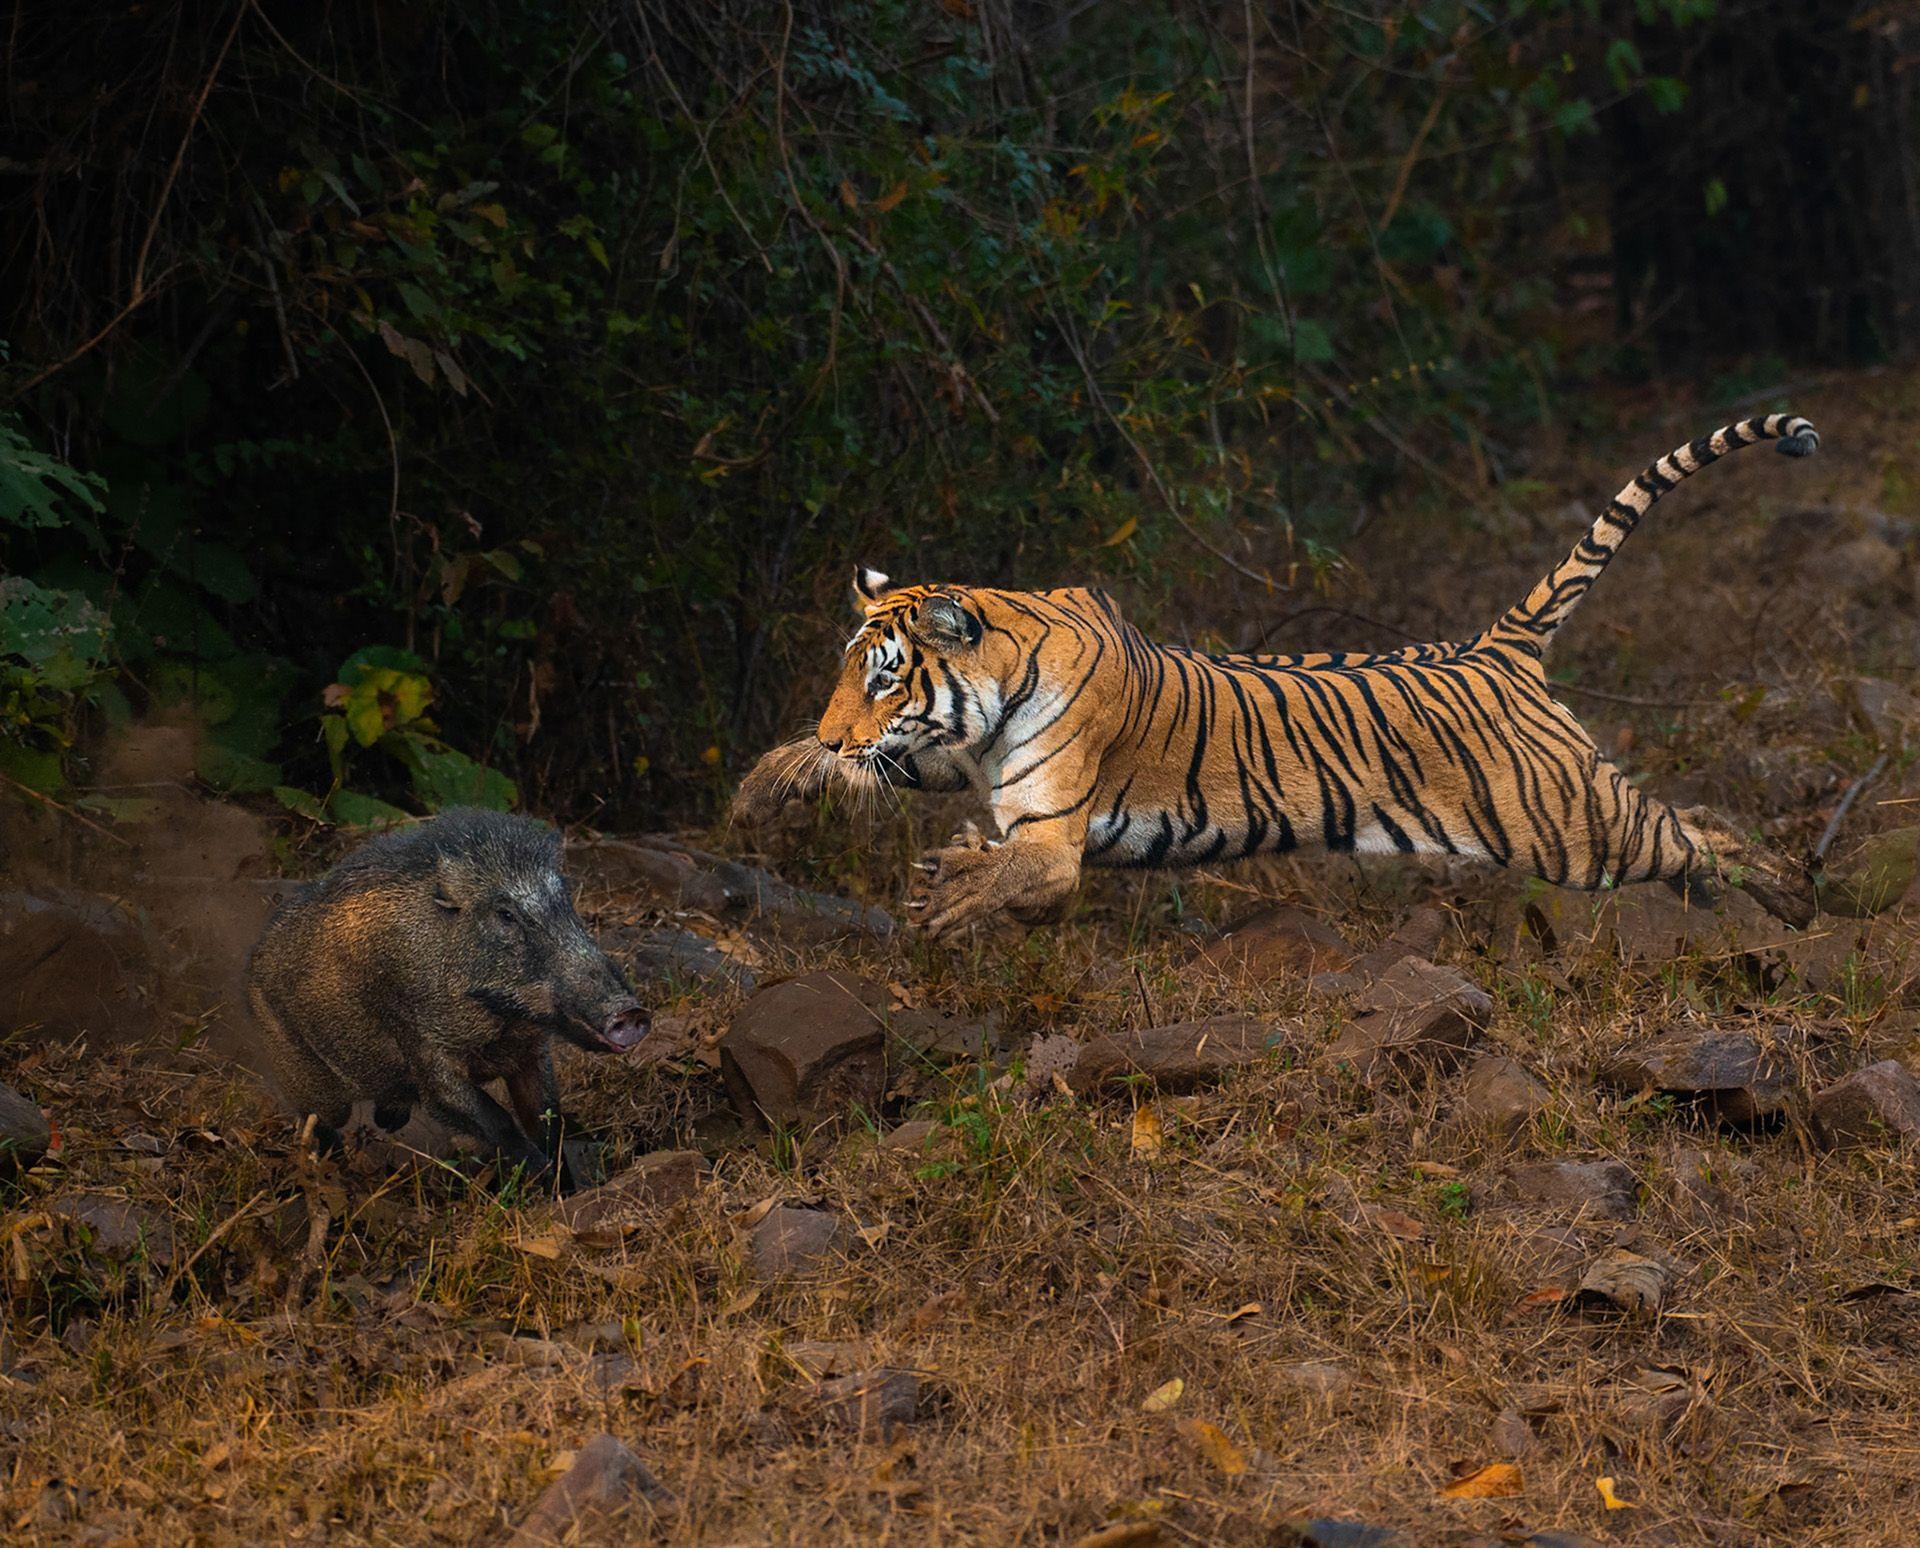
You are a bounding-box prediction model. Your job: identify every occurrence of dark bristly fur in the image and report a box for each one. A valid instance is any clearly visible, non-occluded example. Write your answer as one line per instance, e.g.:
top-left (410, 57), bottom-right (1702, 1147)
top-left (245, 809), bottom-right (649, 1182)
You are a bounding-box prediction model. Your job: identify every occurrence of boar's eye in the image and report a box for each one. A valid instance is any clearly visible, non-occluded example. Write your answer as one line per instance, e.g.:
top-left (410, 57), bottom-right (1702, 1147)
top-left (494, 903), bottom-right (518, 928)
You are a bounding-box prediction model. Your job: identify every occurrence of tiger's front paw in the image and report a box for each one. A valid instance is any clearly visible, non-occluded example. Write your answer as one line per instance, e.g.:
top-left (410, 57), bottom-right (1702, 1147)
top-left (905, 841), bottom-right (1009, 939)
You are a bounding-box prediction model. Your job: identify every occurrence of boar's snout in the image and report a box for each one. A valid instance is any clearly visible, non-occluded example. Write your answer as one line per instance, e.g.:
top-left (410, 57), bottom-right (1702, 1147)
top-left (599, 1003), bottom-right (651, 1052)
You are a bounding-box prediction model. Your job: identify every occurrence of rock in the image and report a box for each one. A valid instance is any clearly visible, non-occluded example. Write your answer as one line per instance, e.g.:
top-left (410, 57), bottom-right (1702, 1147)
top-left (1505, 1160), bottom-right (1638, 1221)
top-left (552, 1151), bottom-right (707, 1246)
top-left (1844, 677), bottom-right (1920, 746)
top-left (504, 1433), bottom-right (670, 1546)
top-left (44, 1191), bottom-right (175, 1270)
top-left (1324, 958), bottom-right (1490, 1078)
top-left (1021, 1033), bottom-right (1082, 1097)
top-left (1811, 1061), bottom-right (1920, 1149)
top-left (1608, 1365), bottom-right (1700, 1433)
top-left (1491, 1405), bottom-right (1537, 1458)
top-left (1453, 1055), bottom-right (1550, 1137)
top-left (1195, 906), bottom-right (1354, 981)
top-left (1570, 1248), bottom-right (1671, 1316)
top-left (1275, 1360), bottom-right (1355, 1396)
top-left (607, 925), bottom-right (756, 992)
top-left (0, 887), bottom-right (160, 1044)
top-left (1067, 1016), bottom-right (1285, 1095)
top-left (720, 972), bottom-right (891, 1127)
top-left (579, 835), bottom-right (894, 945)
top-left (1524, 884), bottom-right (1771, 965)
top-left (1597, 1024), bottom-right (1828, 1124)
top-left (812, 1366), bottom-right (920, 1435)
top-left (1819, 826), bottom-right (1920, 917)
top-left (880, 1119), bottom-right (944, 1152)
top-left (778, 1339), bottom-right (870, 1380)
top-left (1661, 1145), bottom-right (1745, 1224)
top-left (0, 1081), bottom-right (50, 1182)
top-left (749, 1206), bottom-right (846, 1276)
top-left (1524, 1535), bottom-right (1607, 1548)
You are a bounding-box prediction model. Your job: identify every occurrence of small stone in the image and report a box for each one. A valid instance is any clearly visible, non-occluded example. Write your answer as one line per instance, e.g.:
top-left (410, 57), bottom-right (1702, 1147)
top-left (1570, 1248), bottom-right (1671, 1316)
top-left (750, 1206), bottom-right (846, 1276)
top-left (1506, 1160), bottom-right (1638, 1221)
top-left (552, 1151), bottom-right (707, 1246)
top-left (1491, 1405), bottom-right (1537, 1458)
top-left (1276, 1360), bottom-right (1355, 1396)
top-left (812, 1366), bottom-right (920, 1435)
top-left (1453, 1055), bottom-right (1550, 1137)
top-left (44, 1192), bottom-right (175, 1269)
top-left (1811, 1061), bottom-right (1920, 1149)
top-left (1274, 1521), bottom-right (1398, 1548)
top-left (1196, 906), bottom-right (1354, 981)
top-left (720, 971), bottom-right (891, 1128)
top-left (1324, 958), bottom-right (1491, 1078)
top-left (504, 1433), bottom-right (670, 1546)
top-left (1067, 1016), bottom-right (1286, 1095)
top-left (880, 1119), bottom-right (943, 1151)
top-left (1844, 676), bottom-right (1920, 747)
top-left (0, 1082), bottom-right (51, 1182)
top-left (779, 1339), bottom-right (870, 1380)
top-left (1597, 1024), bottom-right (1826, 1124)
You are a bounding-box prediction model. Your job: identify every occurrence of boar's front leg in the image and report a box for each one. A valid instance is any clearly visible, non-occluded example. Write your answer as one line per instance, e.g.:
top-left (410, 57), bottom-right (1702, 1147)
top-left (415, 1048), bottom-right (550, 1179)
top-left (504, 1047), bottom-right (565, 1177)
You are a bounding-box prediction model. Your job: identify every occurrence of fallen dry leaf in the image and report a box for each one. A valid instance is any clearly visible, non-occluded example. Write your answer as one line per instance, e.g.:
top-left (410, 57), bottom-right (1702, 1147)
top-left (1178, 1418), bottom-right (1248, 1476)
top-left (1141, 1377), bottom-right (1184, 1412)
top-left (1223, 1301), bottom-right (1263, 1324)
top-left (1597, 1475), bottom-right (1637, 1510)
top-left (513, 1234), bottom-right (565, 1261)
top-left (1366, 1206), bottom-right (1427, 1242)
top-left (1131, 1105), bottom-right (1165, 1159)
top-left (1441, 1461), bottom-right (1524, 1499)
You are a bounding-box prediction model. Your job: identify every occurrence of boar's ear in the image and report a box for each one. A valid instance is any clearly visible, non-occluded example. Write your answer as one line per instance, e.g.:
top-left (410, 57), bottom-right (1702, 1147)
top-left (852, 565), bottom-right (892, 608)
top-left (432, 855), bottom-right (476, 912)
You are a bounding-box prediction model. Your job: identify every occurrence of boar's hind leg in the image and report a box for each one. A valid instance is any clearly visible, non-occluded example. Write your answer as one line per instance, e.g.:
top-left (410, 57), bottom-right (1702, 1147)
top-left (416, 1050), bottom-right (548, 1177)
top-left (252, 991), bottom-right (352, 1153)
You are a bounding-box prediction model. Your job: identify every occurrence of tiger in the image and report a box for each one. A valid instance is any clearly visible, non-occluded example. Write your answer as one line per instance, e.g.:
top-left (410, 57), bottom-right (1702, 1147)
top-left (730, 414), bottom-right (1822, 939)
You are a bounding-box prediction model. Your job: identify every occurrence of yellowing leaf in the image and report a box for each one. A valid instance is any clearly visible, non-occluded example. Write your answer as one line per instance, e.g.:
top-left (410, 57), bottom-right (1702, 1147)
top-left (701, 744), bottom-right (722, 765)
top-left (1140, 1377), bottom-right (1184, 1413)
top-left (1101, 515), bottom-right (1140, 547)
top-left (873, 179), bottom-right (909, 214)
top-left (513, 1234), bottom-right (564, 1261)
top-left (1597, 1476), bottom-right (1637, 1510)
top-left (1440, 1462), bottom-right (1524, 1499)
top-left (1178, 1418), bottom-right (1247, 1476)
top-left (1130, 1104), bottom-right (1164, 1159)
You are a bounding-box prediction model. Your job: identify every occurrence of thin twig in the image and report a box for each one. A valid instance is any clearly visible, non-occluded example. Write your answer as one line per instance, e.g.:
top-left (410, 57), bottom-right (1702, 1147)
top-left (0, 771), bottom-right (135, 847)
top-left (6, 6), bottom-right (245, 401)
top-left (1816, 754), bottom-right (1889, 862)
top-left (1547, 682), bottom-right (1716, 711)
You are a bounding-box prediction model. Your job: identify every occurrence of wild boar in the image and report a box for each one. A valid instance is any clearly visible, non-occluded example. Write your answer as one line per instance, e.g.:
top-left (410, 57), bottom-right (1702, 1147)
top-left (245, 809), bottom-right (647, 1181)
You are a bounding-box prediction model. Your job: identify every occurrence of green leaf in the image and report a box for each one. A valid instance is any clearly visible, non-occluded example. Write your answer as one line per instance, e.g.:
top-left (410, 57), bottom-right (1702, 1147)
top-left (196, 740), bottom-right (282, 795)
top-left (274, 785), bottom-right (329, 823)
top-left (337, 645), bottom-right (428, 685)
top-left (327, 790), bottom-right (413, 829)
top-left (1290, 318), bottom-right (1335, 364)
top-left (408, 745), bottom-right (517, 812)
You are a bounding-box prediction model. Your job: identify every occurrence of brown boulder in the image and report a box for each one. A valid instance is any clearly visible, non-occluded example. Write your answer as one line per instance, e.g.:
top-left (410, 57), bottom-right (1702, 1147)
top-left (1505, 1160), bottom-right (1639, 1221)
top-left (1196, 906), bottom-right (1353, 981)
top-left (1067, 1016), bottom-right (1286, 1095)
top-left (1324, 958), bottom-right (1490, 1077)
top-left (551, 1151), bottom-right (707, 1246)
top-left (1811, 1060), bottom-right (1920, 1149)
top-left (504, 1433), bottom-right (670, 1546)
top-left (720, 971), bottom-right (891, 1127)
top-left (1597, 1024), bottom-right (1827, 1124)
top-left (749, 1206), bottom-right (847, 1276)
top-left (811, 1367), bottom-right (921, 1435)
top-left (1453, 1055), bottom-right (1551, 1138)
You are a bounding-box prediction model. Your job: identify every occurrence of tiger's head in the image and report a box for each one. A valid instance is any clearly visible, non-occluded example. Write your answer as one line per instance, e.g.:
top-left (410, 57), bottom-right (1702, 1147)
top-left (815, 565), bottom-right (998, 779)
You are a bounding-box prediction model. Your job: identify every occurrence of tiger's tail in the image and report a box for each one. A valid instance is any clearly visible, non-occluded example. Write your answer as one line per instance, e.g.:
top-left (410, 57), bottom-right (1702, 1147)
top-left (1485, 413), bottom-right (1819, 656)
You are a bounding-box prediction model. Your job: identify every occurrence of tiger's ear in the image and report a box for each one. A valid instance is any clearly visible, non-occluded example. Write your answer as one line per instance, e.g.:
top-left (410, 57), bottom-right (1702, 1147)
top-left (911, 593), bottom-right (983, 650)
top-left (852, 565), bottom-right (892, 606)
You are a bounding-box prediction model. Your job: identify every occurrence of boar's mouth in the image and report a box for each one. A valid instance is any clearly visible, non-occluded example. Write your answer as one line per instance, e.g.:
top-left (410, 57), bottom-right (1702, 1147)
top-left (595, 1005), bottom-right (651, 1052)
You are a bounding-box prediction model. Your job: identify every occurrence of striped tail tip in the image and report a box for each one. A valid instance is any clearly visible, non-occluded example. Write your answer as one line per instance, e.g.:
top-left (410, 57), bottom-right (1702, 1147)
top-left (1773, 416), bottom-right (1820, 458)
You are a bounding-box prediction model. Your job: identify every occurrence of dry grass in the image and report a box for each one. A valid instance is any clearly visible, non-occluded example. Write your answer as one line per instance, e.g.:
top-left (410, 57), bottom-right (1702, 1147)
top-left (8, 372), bottom-right (1920, 1545)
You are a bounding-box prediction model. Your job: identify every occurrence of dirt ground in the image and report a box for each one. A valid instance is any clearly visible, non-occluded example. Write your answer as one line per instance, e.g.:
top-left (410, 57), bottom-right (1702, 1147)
top-left (6, 375), bottom-right (1920, 1546)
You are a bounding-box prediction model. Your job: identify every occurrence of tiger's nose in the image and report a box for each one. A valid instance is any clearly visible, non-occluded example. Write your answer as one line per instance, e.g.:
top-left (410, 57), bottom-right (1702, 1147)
top-left (820, 735), bottom-right (843, 753)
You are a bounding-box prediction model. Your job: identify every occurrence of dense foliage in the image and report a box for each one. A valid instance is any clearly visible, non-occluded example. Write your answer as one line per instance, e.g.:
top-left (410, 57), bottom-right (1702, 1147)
top-left (3, 0), bottom-right (1914, 823)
